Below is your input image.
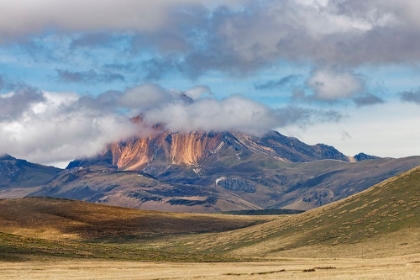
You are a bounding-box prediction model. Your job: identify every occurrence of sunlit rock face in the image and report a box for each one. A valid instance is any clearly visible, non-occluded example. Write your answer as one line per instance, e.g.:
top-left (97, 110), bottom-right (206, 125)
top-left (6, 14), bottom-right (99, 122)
top-left (68, 114), bottom-right (353, 172)
top-left (109, 131), bottom-right (225, 170)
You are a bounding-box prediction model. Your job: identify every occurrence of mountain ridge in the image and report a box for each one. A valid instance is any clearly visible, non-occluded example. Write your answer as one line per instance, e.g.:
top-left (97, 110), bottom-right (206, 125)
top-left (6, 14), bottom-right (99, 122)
top-left (67, 129), bottom-right (354, 171)
top-left (2, 128), bottom-right (419, 213)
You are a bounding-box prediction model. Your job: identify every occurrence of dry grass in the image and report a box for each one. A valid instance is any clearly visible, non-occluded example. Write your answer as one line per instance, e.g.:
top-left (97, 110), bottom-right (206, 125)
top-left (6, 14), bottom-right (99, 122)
top-left (160, 166), bottom-right (420, 258)
top-left (0, 197), bottom-right (273, 241)
top-left (1, 256), bottom-right (420, 279)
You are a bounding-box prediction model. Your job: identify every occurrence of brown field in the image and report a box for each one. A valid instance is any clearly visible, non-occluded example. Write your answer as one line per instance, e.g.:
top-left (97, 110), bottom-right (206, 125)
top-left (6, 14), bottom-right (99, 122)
top-left (1, 256), bottom-right (420, 279)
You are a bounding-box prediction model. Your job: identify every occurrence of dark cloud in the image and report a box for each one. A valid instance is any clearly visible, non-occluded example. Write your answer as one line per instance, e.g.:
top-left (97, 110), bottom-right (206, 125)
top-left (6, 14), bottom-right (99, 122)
top-left (4, 1), bottom-right (420, 80)
top-left (0, 86), bottom-right (45, 120)
top-left (136, 1), bottom-right (420, 78)
top-left (254, 75), bottom-right (300, 90)
top-left (353, 94), bottom-right (385, 107)
top-left (275, 106), bottom-right (343, 128)
top-left (401, 88), bottom-right (420, 105)
top-left (56, 69), bottom-right (125, 84)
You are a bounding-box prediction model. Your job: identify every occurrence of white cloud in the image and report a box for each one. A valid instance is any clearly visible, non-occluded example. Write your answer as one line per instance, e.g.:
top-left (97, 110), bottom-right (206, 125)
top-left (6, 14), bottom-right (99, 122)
top-left (142, 95), bottom-right (282, 135)
top-left (119, 83), bottom-right (173, 110)
top-left (307, 68), bottom-right (364, 100)
top-left (184, 85), bottom-right (212, 100)
top-left (0, 91), bottom-right (137, 166)
top-left (1, 85), bottom-right (334, 165)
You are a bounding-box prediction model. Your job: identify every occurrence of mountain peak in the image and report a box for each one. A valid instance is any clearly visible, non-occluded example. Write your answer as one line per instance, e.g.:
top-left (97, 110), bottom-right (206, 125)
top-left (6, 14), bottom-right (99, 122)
top-left (0, 154), bottom-right (15, 161)
top-left (353, 152), bottom-right (381, 161)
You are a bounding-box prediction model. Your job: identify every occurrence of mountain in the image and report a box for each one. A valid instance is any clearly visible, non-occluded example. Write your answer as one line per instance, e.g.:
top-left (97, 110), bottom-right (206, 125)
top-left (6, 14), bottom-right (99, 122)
top-left (25, 127), bottom-right (420, 212)
top-left (33, 153), bottom-right (420, 212)
top-left (353, 152), bottom-right (381, 161)
top-left (28, 166), bottom-right (256, 212)
top-left (67, 129), bottom-right (351, 171)
top-left (0, 154), bottom-right (62, 198)
top-left (2, 124), bottom-right (419, 213)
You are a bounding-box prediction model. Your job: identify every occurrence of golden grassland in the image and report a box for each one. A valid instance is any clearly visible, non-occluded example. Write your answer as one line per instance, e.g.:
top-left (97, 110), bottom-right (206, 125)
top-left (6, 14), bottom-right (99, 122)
top-left (1, 257), bottom-right (420, 280)
top-left (0, 166), bottom-right (419, 279)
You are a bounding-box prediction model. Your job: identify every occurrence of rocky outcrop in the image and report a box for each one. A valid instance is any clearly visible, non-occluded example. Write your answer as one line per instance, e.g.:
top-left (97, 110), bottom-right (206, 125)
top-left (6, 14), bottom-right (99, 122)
top-left (217, 178), bottom-right (256, 193)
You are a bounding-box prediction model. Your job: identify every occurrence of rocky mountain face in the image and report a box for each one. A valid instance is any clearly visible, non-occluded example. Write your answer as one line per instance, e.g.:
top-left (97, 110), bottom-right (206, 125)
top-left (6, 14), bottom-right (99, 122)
top-left (68, 129), bottom-right (351, 171)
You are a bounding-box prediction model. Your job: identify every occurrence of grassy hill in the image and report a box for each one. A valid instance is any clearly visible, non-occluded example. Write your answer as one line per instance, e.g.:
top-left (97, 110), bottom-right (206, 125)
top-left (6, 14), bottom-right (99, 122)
top-left (175, 166), bottom-right (420, 258)
top-left (0, 197), bottom-right (272, 261)
top-left (1, 166), bottom-right (419, 261)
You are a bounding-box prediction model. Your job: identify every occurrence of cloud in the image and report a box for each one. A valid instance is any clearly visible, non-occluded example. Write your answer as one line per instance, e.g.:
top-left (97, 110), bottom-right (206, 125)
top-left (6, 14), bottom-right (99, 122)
top-left (0, 83), bottom-right (344, 165)
top-left (400, 88), bottom-right (420, 105)
top-left (131, 0), bottom-right (420, 78)
top-left (307, 68), bottom-right (364, 101)
top-left (0, 91), bottom-right (137, 165)
top-left (184, 85), bottom-right (212, 99)
top-left (353, 94), bottom-right (384, 107)
top-left (0, 0), bottom-right (219, 40)
top-left (142, 95), bottom-right (343, 135)
top-left (2, 1), bottom-right (420, 80)
top-left (341, 131), bottom-right (352, 141)
top-left (0, 86), bottom-right (45, 120)
top-left (56, 69), bottom-right (125, 84)
top-left (119, 84), bottom-right (175, 110)
top-left (254, 75), bottom-right (300, 90)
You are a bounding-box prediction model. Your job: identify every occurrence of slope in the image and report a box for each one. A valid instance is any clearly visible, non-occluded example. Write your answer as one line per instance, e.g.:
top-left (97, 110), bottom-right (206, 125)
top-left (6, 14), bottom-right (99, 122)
top-left (32, 154), bottom-right (420, 212)
top-left (175, 166), bottom-right (420, 258)
top-left (0, 196), bottom-right (273, 261)
top-left (27, 167), bottom-right (259, 212)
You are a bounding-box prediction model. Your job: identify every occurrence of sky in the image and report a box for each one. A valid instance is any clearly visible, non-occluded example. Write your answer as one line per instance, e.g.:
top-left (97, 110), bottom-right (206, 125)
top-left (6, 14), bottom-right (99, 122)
top-left (1, 0), bottom-right (420, 167)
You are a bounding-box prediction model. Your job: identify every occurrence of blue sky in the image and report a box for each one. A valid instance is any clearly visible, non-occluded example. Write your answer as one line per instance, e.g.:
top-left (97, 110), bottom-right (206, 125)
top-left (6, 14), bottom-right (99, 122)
top-left (0, 0), bottom-right (420, 166)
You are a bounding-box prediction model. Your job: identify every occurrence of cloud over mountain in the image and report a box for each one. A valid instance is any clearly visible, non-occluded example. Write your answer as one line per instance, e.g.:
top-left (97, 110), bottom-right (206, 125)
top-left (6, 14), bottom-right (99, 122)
top-left (0, 84), bottom-right (342, 166)
top-left (0, 0), bottom-right (419, 162)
